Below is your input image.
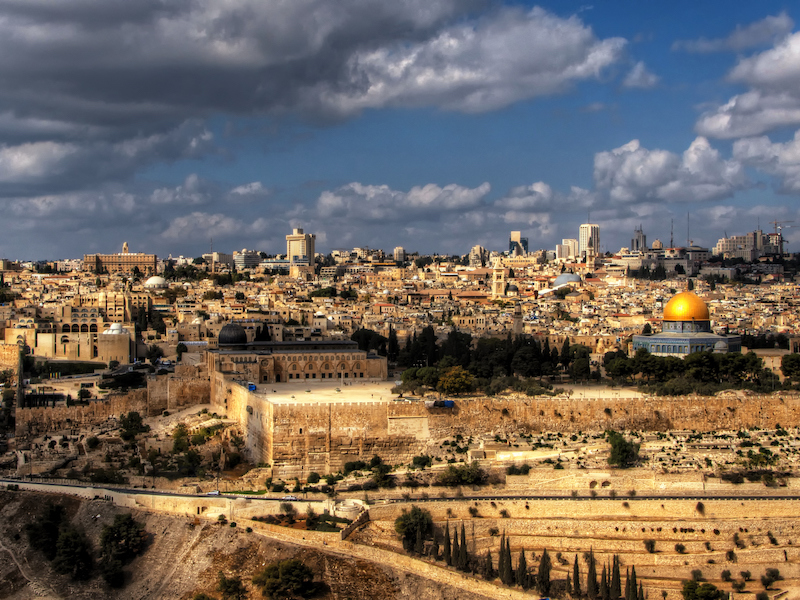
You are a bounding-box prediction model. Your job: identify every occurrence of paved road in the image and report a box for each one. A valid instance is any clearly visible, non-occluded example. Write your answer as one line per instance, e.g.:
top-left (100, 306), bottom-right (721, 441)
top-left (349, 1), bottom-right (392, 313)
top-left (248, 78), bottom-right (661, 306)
top-left (4, 478), bottom-right (800, 504)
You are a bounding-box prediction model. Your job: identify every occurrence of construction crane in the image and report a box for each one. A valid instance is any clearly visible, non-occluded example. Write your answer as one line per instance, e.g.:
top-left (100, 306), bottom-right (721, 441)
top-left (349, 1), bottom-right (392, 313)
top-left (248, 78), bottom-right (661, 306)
top-left (770, 220), bottom-right (794, 234)
top-left (769, 220), bottom-right (795, 255)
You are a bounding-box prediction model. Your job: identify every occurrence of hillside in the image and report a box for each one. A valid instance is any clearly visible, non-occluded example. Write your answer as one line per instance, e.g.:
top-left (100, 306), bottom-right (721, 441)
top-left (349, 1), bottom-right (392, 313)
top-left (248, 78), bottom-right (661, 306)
top-left (0, 490), bottom-right (489, 600)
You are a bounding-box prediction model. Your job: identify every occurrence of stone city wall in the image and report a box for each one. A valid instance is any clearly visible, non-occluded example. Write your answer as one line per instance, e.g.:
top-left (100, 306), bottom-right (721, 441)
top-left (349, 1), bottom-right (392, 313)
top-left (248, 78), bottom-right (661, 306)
top-left (211, 373), bottom-right (800, 478)
top-left (0, 342), bottom-right (19, 374)
top-left (15, 373), bottom-right (211, 446)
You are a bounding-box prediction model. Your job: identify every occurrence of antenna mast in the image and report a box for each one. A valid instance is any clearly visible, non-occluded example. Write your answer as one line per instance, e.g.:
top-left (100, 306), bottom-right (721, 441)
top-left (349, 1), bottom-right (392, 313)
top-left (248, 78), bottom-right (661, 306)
top-left (670, 219), bottom-right (674, 249)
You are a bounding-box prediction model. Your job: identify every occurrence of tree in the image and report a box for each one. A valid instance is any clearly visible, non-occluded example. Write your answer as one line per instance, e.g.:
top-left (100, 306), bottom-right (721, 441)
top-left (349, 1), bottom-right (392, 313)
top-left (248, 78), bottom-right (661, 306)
top-left (100, 513), bottom-right (146, 565)
top-left (146, 344), bottom-right (164, 364)
top-left (26, 502), bottom-right (66, 561)
top-left (607, 431), bottom-right (640, 468)
top-left (537, 548), bottom-right (551, 595)
top-left (459, 522), bottom-right (469, 571)
top-left (217, 572), bottom-right (247, 600)
top-left (482, 551), bottom-right (495, 580)
top-left (516, 548), bottom-right (528, 587)
top-left (437, 366), bottom-right (474, 395)
top-left (573, 555), bottom-right (582, 598)
top-left (781, 353), bottom-right (800, 380)
top-left (611, 555), bottom-right (622, 600)
top-left (387, 328), bottom-right (400, 363)
top-left (252, 559), bottom-right (317, 599)
top-left (53, 527), bottom-right (94, 580)
top-left (394, 506), bottom-right (433, 553)
top-left (172, 423), bottom-right (190, 453)
top-left (587, 549), bottom-right (598, 600)
top-left (443, 523), bottom-right (452, 565)
top-left (681, 580), bottom-right (724, 600)
top-left (176, 342), bottom-right (188, 362)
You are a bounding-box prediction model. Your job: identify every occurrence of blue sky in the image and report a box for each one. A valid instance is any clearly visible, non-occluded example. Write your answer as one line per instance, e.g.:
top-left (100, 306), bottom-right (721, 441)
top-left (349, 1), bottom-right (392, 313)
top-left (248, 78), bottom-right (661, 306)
top-left (2, 1), bottom-right (800, 259)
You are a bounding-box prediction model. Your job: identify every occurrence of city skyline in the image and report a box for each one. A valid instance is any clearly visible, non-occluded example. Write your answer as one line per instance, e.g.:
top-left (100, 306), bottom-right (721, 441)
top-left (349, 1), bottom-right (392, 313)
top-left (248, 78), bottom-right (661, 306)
top-left (2, 2), bottom-right (800, 259)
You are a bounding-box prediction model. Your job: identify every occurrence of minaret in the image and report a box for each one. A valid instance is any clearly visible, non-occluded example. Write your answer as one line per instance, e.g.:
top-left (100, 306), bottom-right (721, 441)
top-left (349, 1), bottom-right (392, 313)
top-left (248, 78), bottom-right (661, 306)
top-left (122, 241), bottom-right (129, 254)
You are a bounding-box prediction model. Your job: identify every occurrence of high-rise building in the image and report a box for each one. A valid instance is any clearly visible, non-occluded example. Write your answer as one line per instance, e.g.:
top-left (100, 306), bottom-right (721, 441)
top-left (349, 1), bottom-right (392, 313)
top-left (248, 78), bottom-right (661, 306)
top-left (509, 231), bottom-right (529, 256)
top-left (469, 245), bottom-right (488, 267)
top-left (556, 238), bottom-right (579, 260)
top-left (393, 246), bottom-right (405, 262)
top-left (631, 225), bottom-right (647, 253)
top-left (579, 223), bottom-right (600, 260)
top-left (286, 228), bottom-right (316, 266)
top-left (233, 249), bottom-right (261, 270)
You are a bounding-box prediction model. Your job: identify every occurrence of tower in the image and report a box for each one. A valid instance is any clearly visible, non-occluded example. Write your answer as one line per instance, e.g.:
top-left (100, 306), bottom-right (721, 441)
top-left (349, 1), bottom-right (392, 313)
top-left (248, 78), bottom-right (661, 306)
top-left (631, 226), bottom-right (647, 253)
top-left (286, 228), bottom-right (316, 266)
top-left (579, 223), bottom-right (600, 261)
top-left (122, 242), bottom-right (129, 254)
top-left (509, 231), bottom-right (528, 256)
top-left (492, 259), bottom-right (506, 299)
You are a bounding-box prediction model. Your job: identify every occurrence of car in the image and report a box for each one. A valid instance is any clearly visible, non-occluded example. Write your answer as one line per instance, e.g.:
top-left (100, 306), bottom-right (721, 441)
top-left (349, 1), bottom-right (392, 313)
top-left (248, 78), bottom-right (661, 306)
top-left (280, 495), bottom-right (298, 501)
top-left (206, 490), bottom-right (220, 496)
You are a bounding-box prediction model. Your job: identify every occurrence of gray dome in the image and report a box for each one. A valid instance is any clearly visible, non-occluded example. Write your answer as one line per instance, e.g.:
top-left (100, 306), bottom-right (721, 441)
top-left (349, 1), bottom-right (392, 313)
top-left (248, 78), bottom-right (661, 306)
top-left (218, 323), bottom-right (247, 345)
top-left (553, 273), bottom-right (582, 287)
top-left (507, 284), bottom-right (519, 292)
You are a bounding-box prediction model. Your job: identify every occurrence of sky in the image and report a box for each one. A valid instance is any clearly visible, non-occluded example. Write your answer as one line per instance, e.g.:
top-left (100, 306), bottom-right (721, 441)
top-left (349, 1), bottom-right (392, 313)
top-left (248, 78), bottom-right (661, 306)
top-left (3, 0), bottom-right (800, 260)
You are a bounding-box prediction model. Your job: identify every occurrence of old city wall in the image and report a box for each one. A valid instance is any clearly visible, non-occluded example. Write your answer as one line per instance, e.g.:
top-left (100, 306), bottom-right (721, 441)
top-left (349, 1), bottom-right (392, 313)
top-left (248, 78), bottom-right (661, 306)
top-left (268, 401), bottom-right (425, 479)
top-left (146, 376), bottom-right (210, 415)
top-left (388, 392), bottom-right (800, 438)
top-left (15, 373), bottom-right (211, 446)
top-left (0, 342), bottom-right (18, 374)
top-left (211, 384), bottom-right (800, 478)
top-left (15, 389), bottom-right (148, 446)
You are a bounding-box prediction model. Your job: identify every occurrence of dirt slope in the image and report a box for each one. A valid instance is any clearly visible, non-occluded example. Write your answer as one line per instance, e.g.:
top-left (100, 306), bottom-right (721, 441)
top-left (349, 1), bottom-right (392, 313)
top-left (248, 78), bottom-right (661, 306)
top-left (0, 490), bottom-right (488, 600)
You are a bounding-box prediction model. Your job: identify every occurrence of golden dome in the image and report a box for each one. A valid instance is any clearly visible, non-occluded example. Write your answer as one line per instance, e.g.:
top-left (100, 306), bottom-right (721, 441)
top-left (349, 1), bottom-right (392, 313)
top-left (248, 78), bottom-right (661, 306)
top-left (662, 291), bottom-right (709, 321)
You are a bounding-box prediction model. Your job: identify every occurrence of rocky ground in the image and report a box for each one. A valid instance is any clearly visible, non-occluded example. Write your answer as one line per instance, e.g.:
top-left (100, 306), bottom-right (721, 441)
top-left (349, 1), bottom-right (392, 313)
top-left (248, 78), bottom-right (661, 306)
top-left (0, 489), bottom-right (491, 600)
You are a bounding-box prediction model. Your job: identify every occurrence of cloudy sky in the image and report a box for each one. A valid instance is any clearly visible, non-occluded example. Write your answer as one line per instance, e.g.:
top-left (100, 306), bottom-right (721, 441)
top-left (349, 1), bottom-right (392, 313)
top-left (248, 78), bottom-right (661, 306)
top-left (3, 0), bottom-right (800, 260)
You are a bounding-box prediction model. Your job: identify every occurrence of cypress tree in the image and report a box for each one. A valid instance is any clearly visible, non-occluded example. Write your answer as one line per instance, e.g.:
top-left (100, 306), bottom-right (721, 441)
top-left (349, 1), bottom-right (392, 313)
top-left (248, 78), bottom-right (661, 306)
top-left (628, 566), bottom-right (638, 600)
top-left (432, 530), bottom-right (440, 560)
top-left (483, 551), bottom-right (494, 580)
top-left (624, 568), bottom-right (631, 600)
top-left (638, 582), bottom-right (645, 600)
top-left (498, 533), bottom-right (506, 581)
top-left (503, 538), bottom-right (514, 585)
top-left (566, 572), bottom-right (573, 597)
top-left (537, 548), bottom-right (551, 595)
top-left (516, 549), bottom-right (527, 588)
top-left (459, 522), bottom-right (468, 571)
top-left (611, 556), bottom-right (622, 600)
top-left (587, 550), bottom-right (598, 600)
top-left (415, 526), bottom-right (423, 555)
top-left (443, 523), bottom-right (451, 565)
top-left (600, 564), bottom-right (609, 600)
top-left (573, 555), bottom-right (582, 598)
top-left (452, 529), bottom-right (460, 568)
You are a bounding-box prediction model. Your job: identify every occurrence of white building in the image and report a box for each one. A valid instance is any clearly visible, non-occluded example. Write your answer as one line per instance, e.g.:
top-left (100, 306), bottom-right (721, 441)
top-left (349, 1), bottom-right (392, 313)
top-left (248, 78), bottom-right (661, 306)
top-left (286, 228), bottom-right (316, 266)
top-left (579, 224), bottom-right (600, 260)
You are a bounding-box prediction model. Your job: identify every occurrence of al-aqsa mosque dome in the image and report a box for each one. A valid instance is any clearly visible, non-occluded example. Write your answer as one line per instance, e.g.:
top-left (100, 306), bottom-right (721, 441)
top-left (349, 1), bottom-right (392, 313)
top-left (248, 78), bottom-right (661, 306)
top-left (631, 290), bottom-right (740, 357)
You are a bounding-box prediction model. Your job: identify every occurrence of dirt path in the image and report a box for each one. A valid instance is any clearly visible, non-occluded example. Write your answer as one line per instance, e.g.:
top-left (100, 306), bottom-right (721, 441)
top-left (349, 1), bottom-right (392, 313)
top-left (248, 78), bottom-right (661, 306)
top-left (0, 536), bottom-right (61, 599)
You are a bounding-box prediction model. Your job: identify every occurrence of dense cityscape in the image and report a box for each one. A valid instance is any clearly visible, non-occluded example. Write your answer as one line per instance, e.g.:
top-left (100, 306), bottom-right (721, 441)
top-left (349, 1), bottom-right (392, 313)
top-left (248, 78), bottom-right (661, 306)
top-left (4, 2), bottom-right (800, 600)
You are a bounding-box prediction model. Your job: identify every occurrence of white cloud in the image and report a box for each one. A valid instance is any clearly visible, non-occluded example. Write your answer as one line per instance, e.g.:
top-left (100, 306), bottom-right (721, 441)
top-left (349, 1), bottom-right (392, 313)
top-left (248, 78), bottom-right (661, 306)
top-left (733, 130), bottom-right (800, 193)
top-left (150, 174), bottom-right (211, 205)
top-left (673, 12), bottom-right (793, 53)
top-left (696, 32), bottom-right (800, 138)
top-left (594, 137), bottom-right (747, 203)
top-left (161, 212), bottom-right (254, 241)
top-left (230, 181), bottom-right (264, 195)
top-left (316, 181), bottom-right (490, 220)
top-left (622, 61), bottom-right (659, 89)
top-left (305, 6), bottom-right (626, 115)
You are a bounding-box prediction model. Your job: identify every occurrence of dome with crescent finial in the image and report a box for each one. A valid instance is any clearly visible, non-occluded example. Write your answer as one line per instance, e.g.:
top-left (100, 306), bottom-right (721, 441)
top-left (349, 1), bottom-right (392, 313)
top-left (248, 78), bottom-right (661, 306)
top-left (662, 291), bottom-right (709, 322)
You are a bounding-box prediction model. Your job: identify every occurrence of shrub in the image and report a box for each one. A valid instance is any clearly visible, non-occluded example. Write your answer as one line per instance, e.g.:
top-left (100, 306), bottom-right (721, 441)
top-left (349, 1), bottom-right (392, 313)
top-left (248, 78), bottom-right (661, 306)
top-left (644, 539), bottom-right (656, 553)
top-left (721, 570), bottom-right (731, 582)
top-left (307, 472), bottom-right (320, 484)
top-left (691, 569), bottom-right (703, 582)
top-left (86, 436), bottom-right (100, 450)
top-left (252, 559), bottom-right (318, 599)
top-left (675, 543), bottom-right (686, 554)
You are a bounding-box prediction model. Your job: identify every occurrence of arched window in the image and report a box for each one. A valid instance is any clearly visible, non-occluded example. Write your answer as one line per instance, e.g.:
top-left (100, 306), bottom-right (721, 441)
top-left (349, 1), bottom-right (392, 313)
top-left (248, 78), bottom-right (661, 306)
top-left (89, 324), bottom-right (97, 333)
top-left (62, 324), bottom-right (70, 333)
top-left (71, 324), bottom-right (79, 333)
top-left (80, 324), bottom-right (89, 333)
top-left (60, 336), bottom-right (70, 344)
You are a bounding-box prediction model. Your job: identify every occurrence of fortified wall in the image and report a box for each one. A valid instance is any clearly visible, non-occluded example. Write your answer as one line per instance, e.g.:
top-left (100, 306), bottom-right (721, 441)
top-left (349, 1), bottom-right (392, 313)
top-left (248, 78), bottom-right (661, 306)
top-left (212, 373), bottom-right (800, 479)
top-left (212, 373), bottom-right (426, 479)
top-left (0, 342), bottom-right (18, 374)
top-left (15, 372), bottom-right (211, 447)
